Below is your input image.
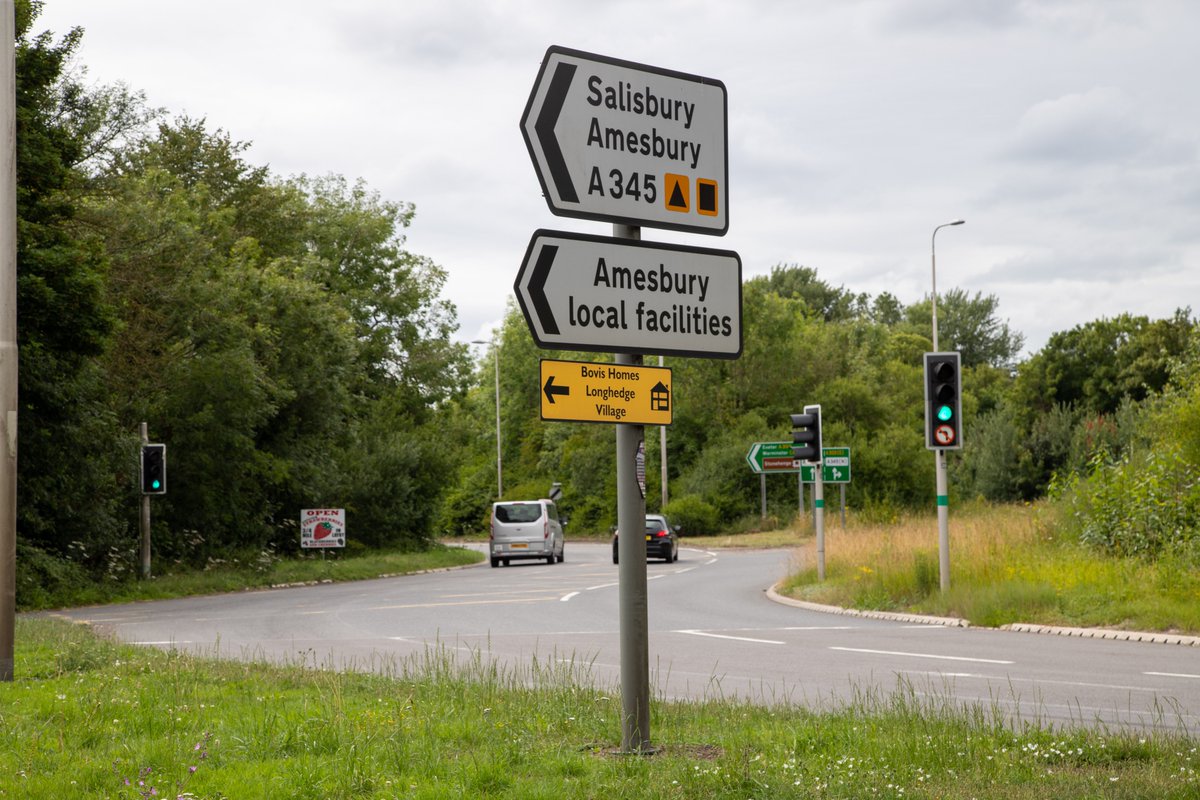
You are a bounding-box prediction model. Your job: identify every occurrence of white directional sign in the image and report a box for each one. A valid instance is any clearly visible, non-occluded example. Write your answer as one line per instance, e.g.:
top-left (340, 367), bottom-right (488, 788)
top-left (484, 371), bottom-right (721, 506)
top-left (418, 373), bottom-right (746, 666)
top-left (521, 45), bottom-right (728, 234)
top-left (515, 229), bottom-right (742, 358)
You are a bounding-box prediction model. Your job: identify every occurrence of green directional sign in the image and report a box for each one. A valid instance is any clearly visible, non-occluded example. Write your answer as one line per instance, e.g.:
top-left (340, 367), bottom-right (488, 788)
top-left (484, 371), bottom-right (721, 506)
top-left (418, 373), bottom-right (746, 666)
top-left (746, 443), bottom-right (851, 483)
top-left (745, 441), bottom-right (797, 473)
top-left (820, 447), bottom-right (851, 484)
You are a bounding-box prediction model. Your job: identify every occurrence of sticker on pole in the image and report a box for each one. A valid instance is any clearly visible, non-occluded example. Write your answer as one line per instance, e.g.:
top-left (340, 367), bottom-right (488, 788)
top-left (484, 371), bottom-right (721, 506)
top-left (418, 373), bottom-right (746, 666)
top-left (301, 508), bottom-right (346, 549)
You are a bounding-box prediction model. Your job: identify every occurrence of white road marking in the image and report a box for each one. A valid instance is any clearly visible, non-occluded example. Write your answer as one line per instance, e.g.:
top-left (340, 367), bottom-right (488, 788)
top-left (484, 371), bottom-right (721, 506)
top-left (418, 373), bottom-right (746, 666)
top-left (367, 597), bottom-right (555, 611)
top-left (560, 592), bottom-right (580, 602)
top-left (676, 629), bottom-right (785, 645)
top-left (830, 646), bottom-right (1013, 665)
top-left (901, 669), bottom-right (1158, 692)
top-left (782, 626), bottom-right (858, 631)
top-left (1146, 671), bottom-right (1200, 680)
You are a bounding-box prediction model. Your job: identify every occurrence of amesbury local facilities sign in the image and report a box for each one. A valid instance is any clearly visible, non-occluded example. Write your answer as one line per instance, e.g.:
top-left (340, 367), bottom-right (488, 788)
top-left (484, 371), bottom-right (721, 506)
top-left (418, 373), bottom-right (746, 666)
top-left (515, 229), bottom-right (741, 358)
top-left (521, 45), bottom-right (728, 234)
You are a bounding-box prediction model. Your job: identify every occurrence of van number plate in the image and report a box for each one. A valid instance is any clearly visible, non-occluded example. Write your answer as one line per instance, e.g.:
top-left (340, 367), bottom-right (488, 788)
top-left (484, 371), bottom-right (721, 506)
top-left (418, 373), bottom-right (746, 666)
top-left (511, 543), bottom-right (528, 549)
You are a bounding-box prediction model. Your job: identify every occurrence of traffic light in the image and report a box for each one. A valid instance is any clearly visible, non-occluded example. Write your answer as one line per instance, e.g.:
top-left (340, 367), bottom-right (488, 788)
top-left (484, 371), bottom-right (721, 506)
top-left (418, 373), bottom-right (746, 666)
top-left (924, 352), bottom-right (962, 450)
top-left (790, 404), bottom-right (822, 464)
top-left (141, 443), bottom-right (167, 495)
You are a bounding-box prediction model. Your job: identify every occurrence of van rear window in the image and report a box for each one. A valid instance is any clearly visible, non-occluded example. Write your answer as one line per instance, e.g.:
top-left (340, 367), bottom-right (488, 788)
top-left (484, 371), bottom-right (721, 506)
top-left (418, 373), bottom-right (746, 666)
top-left (495, 503), bottom-right (542, 524)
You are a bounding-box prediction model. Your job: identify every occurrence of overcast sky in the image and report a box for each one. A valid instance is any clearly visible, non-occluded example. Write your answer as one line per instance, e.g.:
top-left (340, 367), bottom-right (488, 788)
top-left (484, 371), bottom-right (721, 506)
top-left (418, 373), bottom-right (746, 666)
top-left (36, 0), bottom-right (1200, 357)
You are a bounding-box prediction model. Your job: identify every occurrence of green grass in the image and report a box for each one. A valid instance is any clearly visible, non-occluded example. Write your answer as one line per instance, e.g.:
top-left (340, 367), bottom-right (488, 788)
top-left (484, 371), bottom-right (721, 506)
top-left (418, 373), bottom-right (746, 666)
top-left (18, 544), bottom-right (483, 611)
top-left (2, 617), bottom-right (1197, 799)
top-left (777, 502), bottom-right (1200, 634)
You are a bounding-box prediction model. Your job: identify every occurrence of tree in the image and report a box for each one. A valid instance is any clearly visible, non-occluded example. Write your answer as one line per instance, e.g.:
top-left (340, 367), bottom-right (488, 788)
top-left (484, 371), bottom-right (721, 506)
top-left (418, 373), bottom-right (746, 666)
top-left (758, 264), bottom-right (867, 322)
top-left (14, 2), bottom-right (147, 563)
top-left (1013, 310), bottom-right (1195, 419)
top-left (905, 288), bottom-right (1025, 367)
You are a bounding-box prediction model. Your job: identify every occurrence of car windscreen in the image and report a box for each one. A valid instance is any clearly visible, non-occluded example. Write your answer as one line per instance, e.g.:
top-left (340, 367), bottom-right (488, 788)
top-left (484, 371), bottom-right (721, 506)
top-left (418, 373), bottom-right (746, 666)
top-left (495, 504), bottom-right (543, 524)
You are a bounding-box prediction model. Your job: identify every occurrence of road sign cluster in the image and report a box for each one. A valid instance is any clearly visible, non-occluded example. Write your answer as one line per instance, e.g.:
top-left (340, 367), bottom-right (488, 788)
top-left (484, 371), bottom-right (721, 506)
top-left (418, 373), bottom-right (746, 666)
top-left (518, 45), bottom-right (742, 425)
top-left (745, 442), bottom-right (852, 484)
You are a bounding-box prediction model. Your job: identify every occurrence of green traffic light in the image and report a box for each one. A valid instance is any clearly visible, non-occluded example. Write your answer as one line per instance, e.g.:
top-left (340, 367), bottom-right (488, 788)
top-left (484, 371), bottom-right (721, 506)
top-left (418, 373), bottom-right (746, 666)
top-left (152, 480), bottom-right (161, 489)
top-left (937, 405), bottom-right (953, 422)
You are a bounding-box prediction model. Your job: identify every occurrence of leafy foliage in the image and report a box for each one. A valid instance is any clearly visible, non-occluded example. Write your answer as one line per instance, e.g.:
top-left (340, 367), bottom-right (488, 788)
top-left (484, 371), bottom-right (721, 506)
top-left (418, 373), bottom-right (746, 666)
top-left (14, 6), bottom-right (469, 597)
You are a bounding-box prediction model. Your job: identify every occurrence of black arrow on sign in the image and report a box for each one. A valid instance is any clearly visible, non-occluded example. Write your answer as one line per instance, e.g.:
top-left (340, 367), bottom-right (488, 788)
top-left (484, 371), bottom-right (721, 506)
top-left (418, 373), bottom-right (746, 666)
top-left (529, 243), bottom-right (559, 334)
top-left (543, 375), bottom-right (570, 404)
top-left (535, 61), bottom-right (578, 204)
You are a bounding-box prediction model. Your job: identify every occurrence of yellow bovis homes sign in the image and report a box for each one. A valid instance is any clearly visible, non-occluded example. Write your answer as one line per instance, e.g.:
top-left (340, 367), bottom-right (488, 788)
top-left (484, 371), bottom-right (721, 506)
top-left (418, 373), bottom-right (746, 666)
top-left (539, 359), bottom-right (672, 426)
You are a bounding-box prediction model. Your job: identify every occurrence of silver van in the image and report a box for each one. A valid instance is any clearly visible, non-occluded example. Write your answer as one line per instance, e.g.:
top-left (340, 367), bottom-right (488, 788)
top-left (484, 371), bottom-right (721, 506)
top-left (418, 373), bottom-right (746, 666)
top-left (489, 499), bottom-right (565, 567)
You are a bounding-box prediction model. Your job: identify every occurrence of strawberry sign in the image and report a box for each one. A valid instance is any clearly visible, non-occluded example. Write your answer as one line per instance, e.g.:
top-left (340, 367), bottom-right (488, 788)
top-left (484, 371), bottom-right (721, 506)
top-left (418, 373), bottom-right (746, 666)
top-left (301, 508), bottom-right (346, 549)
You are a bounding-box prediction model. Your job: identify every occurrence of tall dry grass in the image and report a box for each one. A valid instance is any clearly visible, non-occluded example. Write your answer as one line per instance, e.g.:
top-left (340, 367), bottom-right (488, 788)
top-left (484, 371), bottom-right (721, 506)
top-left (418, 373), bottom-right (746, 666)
top-left (777, 501), bottom-right (1200, 632)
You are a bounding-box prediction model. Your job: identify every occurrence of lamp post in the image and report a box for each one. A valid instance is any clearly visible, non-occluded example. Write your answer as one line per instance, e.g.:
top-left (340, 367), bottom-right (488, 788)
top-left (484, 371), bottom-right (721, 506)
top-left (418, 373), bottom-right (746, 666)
top-left (471, 339), bottom-right (502, 499)
top-left (931, 219), bottom-right (963, 592)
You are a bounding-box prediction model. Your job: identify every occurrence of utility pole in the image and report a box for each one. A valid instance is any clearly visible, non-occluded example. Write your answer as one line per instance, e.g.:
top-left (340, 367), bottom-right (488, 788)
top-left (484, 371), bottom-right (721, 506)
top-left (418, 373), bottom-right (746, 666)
top-left (1, 0), bottom-right (18, 682)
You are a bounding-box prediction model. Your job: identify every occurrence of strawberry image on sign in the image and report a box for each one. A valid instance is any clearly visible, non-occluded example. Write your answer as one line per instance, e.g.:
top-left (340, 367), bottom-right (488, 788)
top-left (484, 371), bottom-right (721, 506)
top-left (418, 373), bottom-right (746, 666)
top-left (313, 521), bottom-right (334, 540)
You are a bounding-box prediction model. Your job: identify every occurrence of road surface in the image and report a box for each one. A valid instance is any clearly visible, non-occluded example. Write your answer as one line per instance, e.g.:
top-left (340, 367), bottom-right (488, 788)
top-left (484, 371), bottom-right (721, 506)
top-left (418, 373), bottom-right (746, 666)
top-left (50, 542), bottom-right (1200, 732)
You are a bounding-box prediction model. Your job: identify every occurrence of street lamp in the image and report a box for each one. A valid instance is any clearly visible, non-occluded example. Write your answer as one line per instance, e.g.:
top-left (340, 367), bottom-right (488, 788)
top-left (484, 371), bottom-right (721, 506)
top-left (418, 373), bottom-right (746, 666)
top-left (930, 219), bottom-right (964, 592)
top-left (930, 219), bottom-right (964, 351)
top-left (471, 339), bottom-right (502, 499)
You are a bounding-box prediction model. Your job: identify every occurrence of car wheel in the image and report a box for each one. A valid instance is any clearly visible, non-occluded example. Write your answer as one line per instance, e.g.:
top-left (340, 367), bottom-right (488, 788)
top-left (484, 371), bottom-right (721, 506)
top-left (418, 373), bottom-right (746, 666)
top-left (672, 544), bottom-right (679, 562)
top-left (503, 559), bottom-right (510, 567)
top-left (612, 546), bottom-right (619, 565)
top-left (558, 546), bottom-right (565, 563)
top-left (490, 556), bottom-right (499, 568)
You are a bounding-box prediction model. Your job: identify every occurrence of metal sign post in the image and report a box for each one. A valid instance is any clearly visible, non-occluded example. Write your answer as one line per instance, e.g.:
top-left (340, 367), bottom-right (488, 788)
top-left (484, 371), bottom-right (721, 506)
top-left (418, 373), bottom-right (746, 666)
top-left (613, 227), bottom-right (651, 752)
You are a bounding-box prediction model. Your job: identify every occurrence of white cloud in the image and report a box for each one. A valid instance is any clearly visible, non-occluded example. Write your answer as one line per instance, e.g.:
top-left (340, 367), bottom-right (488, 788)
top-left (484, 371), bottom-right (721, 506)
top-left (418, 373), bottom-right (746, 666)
top-left (36, 0), bottom-right (1200, 358)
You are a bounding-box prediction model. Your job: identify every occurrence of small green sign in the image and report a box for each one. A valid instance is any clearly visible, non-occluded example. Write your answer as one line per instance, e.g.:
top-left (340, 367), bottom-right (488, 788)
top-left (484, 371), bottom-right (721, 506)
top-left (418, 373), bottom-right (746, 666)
top-left (746, 443), bottom-right (851, 483)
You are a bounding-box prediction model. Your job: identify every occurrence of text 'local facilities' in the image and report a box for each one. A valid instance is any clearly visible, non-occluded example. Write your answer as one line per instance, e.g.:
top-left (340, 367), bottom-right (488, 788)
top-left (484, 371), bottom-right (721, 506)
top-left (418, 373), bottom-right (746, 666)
top-left (515, 229), bottom-right (742, 358)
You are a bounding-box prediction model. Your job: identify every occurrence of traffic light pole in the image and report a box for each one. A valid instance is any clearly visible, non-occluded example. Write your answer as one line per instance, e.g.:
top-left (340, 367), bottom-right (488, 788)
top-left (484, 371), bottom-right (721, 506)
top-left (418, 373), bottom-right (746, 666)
top-left (936, 450), bottom-right (950, 592)
top-left (931, 220), bottom-right (962, 594)
top-left (814, 471), bottom-right (825, 581)
top-left (140, 422), bottom-right (151, 579)
top-left (614, 224), bottom-right (651, 754)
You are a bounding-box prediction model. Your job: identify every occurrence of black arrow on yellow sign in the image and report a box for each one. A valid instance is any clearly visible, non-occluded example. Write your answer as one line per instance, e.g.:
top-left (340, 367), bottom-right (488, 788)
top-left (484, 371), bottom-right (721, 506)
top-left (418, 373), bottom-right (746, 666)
top-left (543, 375), bottom-right (570, 403)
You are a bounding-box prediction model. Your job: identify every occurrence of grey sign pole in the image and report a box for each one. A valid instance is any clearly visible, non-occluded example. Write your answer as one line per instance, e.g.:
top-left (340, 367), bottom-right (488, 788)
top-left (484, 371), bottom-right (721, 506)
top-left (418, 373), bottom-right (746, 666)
top-left (0, 0), bottom-right (16, 682)
top-left (840, 484), bottom-right (847, 529)
top-left (614, 224), bottom-right (651, 754)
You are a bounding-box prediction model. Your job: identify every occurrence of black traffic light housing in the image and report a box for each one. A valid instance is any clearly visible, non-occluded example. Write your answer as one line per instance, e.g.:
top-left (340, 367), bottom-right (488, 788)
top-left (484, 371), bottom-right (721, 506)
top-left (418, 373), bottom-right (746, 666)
top-left (790, 404), bottom-right (822, 464)
top-left (924, 352), bottom-right (962, 450)
top-left (141, 443), bottom-right (167, 495)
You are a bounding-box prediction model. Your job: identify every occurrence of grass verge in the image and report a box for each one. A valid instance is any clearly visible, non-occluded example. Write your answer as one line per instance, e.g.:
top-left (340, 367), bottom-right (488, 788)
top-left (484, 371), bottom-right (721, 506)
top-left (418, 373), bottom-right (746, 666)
top-left (776, 502), bottom-right (1200, 634)
top-left (18, 544), bottom-right (483, 611)
top-left (2, 617), bottom-right (1197, 799)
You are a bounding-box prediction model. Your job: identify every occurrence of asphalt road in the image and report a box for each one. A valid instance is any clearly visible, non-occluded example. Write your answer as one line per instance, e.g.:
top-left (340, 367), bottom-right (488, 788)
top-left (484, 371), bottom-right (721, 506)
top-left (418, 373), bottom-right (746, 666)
top-left (50, 542), bottom-right (1200, 733)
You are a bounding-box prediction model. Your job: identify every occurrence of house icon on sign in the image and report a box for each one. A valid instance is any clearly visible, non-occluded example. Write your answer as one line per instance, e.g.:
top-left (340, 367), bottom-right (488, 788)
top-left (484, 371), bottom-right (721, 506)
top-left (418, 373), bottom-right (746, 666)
top-left (650, 381), bottom-right (670, 412)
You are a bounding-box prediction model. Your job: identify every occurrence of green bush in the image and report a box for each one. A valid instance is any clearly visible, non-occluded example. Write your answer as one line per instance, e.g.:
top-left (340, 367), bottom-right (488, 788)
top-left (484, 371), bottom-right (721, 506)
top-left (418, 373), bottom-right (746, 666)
top-left (15, 542), bottom-right (92, 610)
top-left (664, 494), bottom-right (720, 536)
top-left (1055, 448), bottom-right (1200, 558)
